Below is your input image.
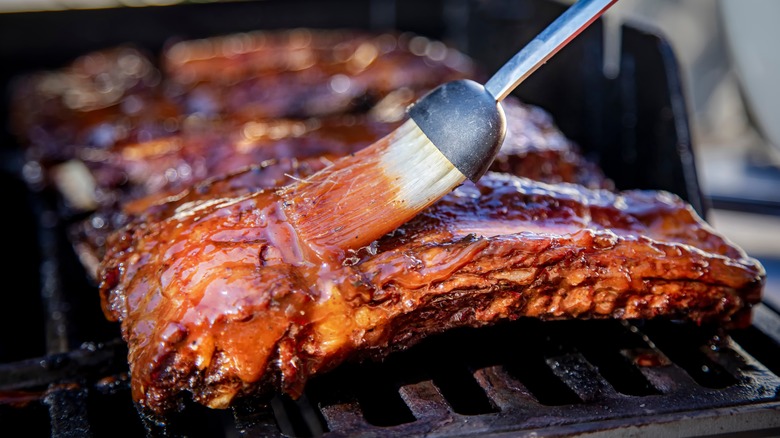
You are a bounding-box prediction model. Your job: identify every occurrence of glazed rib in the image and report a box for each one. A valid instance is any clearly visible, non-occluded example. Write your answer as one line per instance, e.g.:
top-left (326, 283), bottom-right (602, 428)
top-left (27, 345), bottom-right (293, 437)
top-left (71, 98), bottom-right (611, 277)
top-left (14, 29), bottom-right (762, 420)
top-left (98, 170), bottom-right (764, 414)
top-left (10, 46), bottom-right (171, 164)
top-left (162, 29), bottom-right (477, 119)
top-left (12, 31), bottom-right (476, 166)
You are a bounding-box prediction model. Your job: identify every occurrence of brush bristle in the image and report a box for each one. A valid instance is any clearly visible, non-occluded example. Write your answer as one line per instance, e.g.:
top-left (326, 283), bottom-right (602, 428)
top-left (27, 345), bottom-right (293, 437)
top-left (381, 119), bottom-right (466, 211)
top-left (280, 118), bottom-right (465, 255)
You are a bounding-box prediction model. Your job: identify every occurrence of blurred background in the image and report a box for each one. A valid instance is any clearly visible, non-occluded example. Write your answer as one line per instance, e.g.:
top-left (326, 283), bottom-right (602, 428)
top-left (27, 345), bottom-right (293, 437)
top-left (1, 0), bottom-right (778, 307)
top-left (603, 0), bottom-right (780, 309)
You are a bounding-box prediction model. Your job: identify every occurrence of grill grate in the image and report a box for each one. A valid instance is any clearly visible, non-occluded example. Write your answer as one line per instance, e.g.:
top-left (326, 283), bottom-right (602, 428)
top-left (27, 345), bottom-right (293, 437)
top-left (277, 318), bottom-right (780, 438)
top-left (3, 314), bottom-right (779, 437)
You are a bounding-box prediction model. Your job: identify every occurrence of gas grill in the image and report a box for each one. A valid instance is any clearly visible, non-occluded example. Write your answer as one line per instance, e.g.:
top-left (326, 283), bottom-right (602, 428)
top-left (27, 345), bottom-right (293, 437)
top-left (1, 1), bottom-right (779, 437)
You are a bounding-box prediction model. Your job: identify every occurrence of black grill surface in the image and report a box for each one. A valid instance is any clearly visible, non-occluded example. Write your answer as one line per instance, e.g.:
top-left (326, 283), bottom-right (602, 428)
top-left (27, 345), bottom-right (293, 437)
top-left (2, 296), bottom-right (780, 437)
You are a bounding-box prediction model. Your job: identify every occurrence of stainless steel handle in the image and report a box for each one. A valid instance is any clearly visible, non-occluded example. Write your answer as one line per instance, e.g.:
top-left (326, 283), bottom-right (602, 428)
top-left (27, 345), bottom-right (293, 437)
top-left (484, 0), bottom-right (618, 102)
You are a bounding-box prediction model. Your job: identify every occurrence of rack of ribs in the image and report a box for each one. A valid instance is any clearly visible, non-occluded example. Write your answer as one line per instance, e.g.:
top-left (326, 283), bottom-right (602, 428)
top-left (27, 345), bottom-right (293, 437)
top-left (98, 166), bottom-right (763, 414)
top-left (71, 98), bottom-right (611, 278)
top-left (11, 29), bottom-right (764, 418)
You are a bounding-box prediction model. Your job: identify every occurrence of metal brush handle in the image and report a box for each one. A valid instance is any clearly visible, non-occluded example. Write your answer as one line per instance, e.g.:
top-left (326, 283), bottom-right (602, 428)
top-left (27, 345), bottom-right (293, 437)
top-left (485, 0), bottom-right (618, 102)
top-left (409, 0), bottom-right (617, 182)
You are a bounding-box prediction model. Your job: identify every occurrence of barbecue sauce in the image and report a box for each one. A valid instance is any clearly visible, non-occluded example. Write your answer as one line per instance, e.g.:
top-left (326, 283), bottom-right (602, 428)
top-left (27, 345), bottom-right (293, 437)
top-left (98, 170), bottom-right (764, 414)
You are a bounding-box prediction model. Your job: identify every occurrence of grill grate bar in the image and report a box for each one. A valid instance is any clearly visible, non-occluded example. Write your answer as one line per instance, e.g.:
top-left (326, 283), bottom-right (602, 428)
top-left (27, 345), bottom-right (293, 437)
top-left (472, 365), bottom-right (540, 411)
top-left (0, 340), bottom-right (126, 391)
top-left (639, 321), bottom-right (739, 389)
top-left (34, 197), bottom-right (71, 355)
top-left (233, 400), bottom-right (283, 438)
top-left (546, 353), bottom-right (618, 402)
top-left (729, 306), bottom-right (780, 378)
top-left (708, 336), bottom-right (780, 397)
top-left (44, 383), bottom-right (91, 438)
top-left (702, 335), bottom-right (755, 377)
top-left (398, 381), bottom-right (451, 421)
top-left (319, 401), bottom-right (366, 435)
top-left (749, 303), bottom-right (780, 345)
top-left (620, 347), bottom-right (696, 394)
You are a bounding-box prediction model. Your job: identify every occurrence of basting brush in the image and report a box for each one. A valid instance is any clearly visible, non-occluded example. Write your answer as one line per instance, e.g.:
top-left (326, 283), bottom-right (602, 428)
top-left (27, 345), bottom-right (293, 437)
top-left (281, 0), bottom-right (618, 255)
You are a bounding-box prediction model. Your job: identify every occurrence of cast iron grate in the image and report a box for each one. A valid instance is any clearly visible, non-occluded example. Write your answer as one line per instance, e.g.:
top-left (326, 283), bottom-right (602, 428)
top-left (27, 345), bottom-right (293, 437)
top-left (246, 316), bottom-right (780, 438)
top-left (2, 305), bottom-right (780, 437)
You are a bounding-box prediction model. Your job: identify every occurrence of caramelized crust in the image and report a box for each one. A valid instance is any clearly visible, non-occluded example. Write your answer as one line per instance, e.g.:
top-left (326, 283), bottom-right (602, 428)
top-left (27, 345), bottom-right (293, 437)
top-left (492, 102), bottom-right (613, 190)
top-left (86, 115), bottom-right (395, 204)
top-left (10, 47), bottom-right (172, 163)
top-left (12, 31), bottom-right (477, 166)
top-left (162, 30), bottom-right (478, 118)
top-left (71, 99), bottom-right (611, 276)
top-left (98, 171), bottom-right (763, 414)
top-left (15, 29), bottom-right (762, 419)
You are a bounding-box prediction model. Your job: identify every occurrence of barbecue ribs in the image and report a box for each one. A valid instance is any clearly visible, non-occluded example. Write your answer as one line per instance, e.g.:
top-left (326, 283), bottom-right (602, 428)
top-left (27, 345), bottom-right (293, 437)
top-left (98, 167), bottom-right (764, 414)
top-left (11, 29), bottom-right (764, 419)
top-left (72, 98), bottom-right (611, 277)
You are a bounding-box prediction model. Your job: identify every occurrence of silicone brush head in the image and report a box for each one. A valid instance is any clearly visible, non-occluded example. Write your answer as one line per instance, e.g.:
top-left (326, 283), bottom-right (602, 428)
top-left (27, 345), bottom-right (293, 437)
top-left (409, 79), bottom-right (506, 182)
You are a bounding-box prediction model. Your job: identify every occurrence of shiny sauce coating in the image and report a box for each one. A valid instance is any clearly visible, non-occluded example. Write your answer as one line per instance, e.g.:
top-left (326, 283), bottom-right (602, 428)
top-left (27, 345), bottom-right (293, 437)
top-left (99, 171), bottom-right (764, 414)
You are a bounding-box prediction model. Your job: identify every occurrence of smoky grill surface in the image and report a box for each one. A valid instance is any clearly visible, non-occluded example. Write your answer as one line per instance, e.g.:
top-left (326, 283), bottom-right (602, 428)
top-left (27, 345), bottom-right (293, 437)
top-left (1, 315), bottom-right (779, 437)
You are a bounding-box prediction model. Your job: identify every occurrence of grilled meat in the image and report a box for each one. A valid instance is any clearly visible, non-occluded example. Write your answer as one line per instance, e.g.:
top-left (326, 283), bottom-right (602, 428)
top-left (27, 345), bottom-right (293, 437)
top-left (10, 46), bottom-right (171, 164)
top-left (83, 115), bottom-right (395, 206)
top-left (13, 29), bottom-right (612, 282)
top-left (13, 29), bottom-right (762, 420)
top-left (70, 98), bottom-right (611, 277)
top-left (11, 30), bottom-right (476, 166)
top-left (162, 29), bottom-right (477, 119)
top-left (98, 168), bottom-right (763, 414)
